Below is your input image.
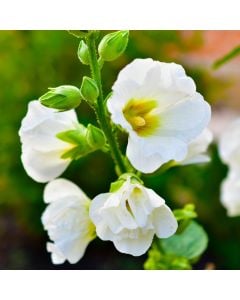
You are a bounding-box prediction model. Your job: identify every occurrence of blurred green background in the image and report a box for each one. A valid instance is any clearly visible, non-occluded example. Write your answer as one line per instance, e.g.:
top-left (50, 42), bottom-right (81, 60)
top-left (1, 30), bottom-right (240, 269)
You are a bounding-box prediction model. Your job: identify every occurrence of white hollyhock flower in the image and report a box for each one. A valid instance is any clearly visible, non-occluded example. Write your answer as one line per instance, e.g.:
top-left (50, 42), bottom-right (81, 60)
top-left (180, 128), bottom-right (213, 165)
top-left (219, 118), bottom-right (240, 169)
top-left (220, 170), bottom-right (240, 217)
top-left (19, 100), bottom-right (78, 182)
top-left (42, 178), bottom-right (95, 264)
top-left (89, 177), bottom-right (177, 256)
top-left (107, 58), bottom-right (211, 173)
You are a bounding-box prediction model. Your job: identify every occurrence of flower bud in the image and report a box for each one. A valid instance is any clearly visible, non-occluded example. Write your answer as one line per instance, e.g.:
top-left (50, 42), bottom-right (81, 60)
top-left (98, 30), bottom-right (129, 62)
top-left (78, 40), bottom-right (90, 65)
top-left (80, 76), bottom-right (99, 105)
top-left (40, 85), bottom-right (81, 111)
top-left (86, 124), bottom-right (106, 149)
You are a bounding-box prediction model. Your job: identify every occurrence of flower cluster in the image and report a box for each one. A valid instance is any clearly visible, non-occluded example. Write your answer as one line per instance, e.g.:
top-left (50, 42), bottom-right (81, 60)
top-left (19, 33), bottom-right (212, 264)
top-left (219, 118), bottom-right (240, 216)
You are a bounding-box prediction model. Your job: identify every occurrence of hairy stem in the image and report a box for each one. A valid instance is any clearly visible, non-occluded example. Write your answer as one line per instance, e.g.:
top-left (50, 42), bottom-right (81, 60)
top-left (86, 32), bottom-right (128, 175)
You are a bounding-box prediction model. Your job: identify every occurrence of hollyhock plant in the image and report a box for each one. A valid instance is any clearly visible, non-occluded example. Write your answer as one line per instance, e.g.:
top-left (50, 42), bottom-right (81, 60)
top-left (90, 176), bottom-right (177, 256)
top-left (19, 100), bottom-right (79, 182)
top-left (19, 31), bottom-right (212, 269)
top-left (42, 178), bottom-right (95, 264)
top-left (107, 58), bottom-right (211, 173)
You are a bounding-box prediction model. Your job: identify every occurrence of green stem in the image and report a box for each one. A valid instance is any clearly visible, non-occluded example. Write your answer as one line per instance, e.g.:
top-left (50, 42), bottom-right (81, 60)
top-left (86, 32), bottom-right (127, 175)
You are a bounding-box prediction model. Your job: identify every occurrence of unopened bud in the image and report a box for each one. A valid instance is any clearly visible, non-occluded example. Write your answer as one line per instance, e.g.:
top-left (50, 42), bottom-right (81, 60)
top-left (86, 124), bottom-right (106, 149)
top-left (40, 85), bottom-right (81, 111)
top-left (98, 30), bottom-right (129, 61)
top-left (80, 77), bottom-right (99, 105)
top-left (78, 40), bottom-right (90, 65)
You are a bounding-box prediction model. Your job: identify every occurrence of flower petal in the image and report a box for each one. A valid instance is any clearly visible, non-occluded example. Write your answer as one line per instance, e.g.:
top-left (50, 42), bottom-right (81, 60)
top-left (159, 93), bottom-right (211, 143)
top-left (21, 145), bottom-right (70, 183)
top-left (126, 134), bottom-right (187, 173)
top-left (19, 100), bottom-right (78, 152)
top-left (219, 118), bottom-right (240, 167)
top-left (43, 178), bottom-right (88, 203)
top-left (152, 204), bottom-right (178, 238)
top-left (46, 242), bottom-right (66, 264)
top-left (113, 229), bottom-right (154, 256)
top-left (220, 170), bottom-right (240, 217)
top-left (113, 58), bottom-right (155, 88)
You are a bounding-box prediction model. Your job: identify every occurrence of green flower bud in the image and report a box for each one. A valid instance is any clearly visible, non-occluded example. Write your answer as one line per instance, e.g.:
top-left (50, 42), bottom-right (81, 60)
top-left (78, 40), bottom-right (90, 65)
top-left (86, 124), bottom-right (106, 149)
top-left (40, 85), bottom-right (81, 111)
top-left (98, 30), bottom-right (129, 61)
top-left (80, 76), bottom-right (99, 105)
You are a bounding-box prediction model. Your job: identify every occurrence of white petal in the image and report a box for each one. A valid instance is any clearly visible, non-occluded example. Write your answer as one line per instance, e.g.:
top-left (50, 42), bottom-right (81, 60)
top-left (181, 154), bottom-right (210, 165)
top-left (19, 100), bottom-right (77, 135)
top-left (220, 170), bottom-right (240, 217)
top-left (43, 178), bottom-right (88, 203)
top-left (90, 193), bottom-right (111, 225)
top-left (126, 134), bottom-right (187, 173)
top-left (54, 235), bottom-right (88, 264)
top-left (135, 62), bottom-right (196, 107)
top-left (113, 229), bottom-right (154, 256)
top-left (219, 118), bottom-right (240, 167)
top-left (42, 185), bottom-right (95, 264)
top-left (21, 145), bottom-right (70, 183)
top-left (144, 188), bottom-right (165, 208)
top-left (152, 204), bottom-right (178, 238)
top-left (19, 101), bottom-right (78, 152)
top-left (47, 242), bottom-right (66, 264)
top-left (181, 128), bottom-right (213, 165)
top-left (159, 93), bottom-right (211, 143)
top-left (20, 119), bottom-right (73, 152)
top-left (113, 58), bottom-right (155, 88)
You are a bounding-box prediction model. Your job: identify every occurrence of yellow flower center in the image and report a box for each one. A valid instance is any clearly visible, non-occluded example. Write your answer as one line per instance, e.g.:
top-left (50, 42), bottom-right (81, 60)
top-left (123, 98), bottom-right (160, 137)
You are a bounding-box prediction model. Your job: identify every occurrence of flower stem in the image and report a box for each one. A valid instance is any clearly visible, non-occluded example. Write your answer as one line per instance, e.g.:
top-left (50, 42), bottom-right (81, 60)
top-left (86, 32), bottom-right (128, 175)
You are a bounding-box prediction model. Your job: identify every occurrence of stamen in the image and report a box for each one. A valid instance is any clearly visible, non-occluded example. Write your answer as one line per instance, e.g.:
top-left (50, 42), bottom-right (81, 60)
top-left (132, 116), bottom-right (146, 127)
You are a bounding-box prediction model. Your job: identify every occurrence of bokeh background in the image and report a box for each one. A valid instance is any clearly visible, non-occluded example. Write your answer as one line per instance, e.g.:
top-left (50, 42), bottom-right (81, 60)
top-left (1, 30), bottom-right (240, 269)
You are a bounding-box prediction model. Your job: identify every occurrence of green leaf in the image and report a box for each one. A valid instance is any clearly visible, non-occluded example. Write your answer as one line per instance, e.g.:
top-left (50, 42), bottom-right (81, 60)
top-left (213, 45), bottom-right (240, 69)
top-left (56, 128), bottom-right (86, 145)
top-left (160, 221), bottom-right (208, 260)
top-left (144, 243), bottom-right (192, 270)
top-left (110, 179), bottom-right (125, 193)
top-left (60, 145), bottom-right (90, 160)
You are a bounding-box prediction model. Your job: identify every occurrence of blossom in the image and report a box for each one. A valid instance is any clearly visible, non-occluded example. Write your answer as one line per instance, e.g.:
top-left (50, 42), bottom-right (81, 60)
top-left (41, 178), bottom-right (95, 264)
top-left (220, 170), bottom-right (240, 217)
top-left (19, 100), bottom-right (78, 182)
top-left (107, 58), bottom-right (211, 173)
top-left (219, 118), bottom-right (240, 170)
top-left (180, 129), bottom-right (213, 165)
top-left (89, 177), bottom-right (177, 256)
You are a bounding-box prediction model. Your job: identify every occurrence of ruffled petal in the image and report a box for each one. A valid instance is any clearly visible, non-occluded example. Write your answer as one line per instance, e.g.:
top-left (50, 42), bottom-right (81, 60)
top-left (180, 128), bottom-right (213, 165)
top-left (43, 178), bottom-right (88, 203)
top-left (126, 134), bottom-right (187, 173)
top-left (113, 58), bottom-right (155, 88)
top-left (113, 229), bottom-right (154, 256)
